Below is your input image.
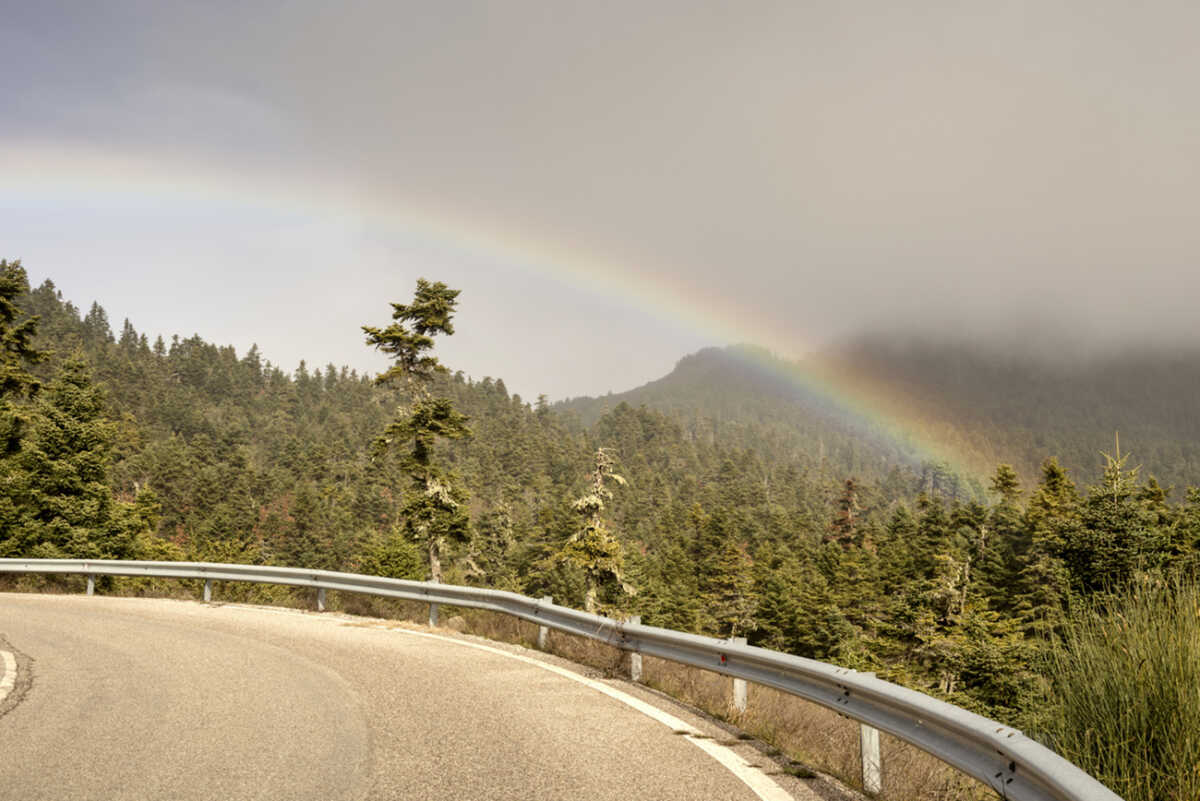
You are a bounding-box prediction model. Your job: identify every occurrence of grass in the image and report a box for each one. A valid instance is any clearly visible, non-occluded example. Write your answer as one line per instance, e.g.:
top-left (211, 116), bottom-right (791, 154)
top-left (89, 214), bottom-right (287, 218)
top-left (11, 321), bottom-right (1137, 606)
top-left (637, 654), bottom-right (991, 801)
top-left (1037, 574), bottom-right (1200, 801)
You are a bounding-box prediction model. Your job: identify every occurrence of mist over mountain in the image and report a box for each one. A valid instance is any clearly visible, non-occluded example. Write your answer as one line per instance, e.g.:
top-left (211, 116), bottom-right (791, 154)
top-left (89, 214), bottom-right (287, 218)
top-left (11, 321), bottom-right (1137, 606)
top-left (559, 336), bottom-right (1200, 490)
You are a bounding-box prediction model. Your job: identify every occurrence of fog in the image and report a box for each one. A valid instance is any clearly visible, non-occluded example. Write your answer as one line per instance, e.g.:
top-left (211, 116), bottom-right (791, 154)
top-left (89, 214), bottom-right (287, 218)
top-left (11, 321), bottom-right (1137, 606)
top-left (3, 1), bottom-right (1198, 398)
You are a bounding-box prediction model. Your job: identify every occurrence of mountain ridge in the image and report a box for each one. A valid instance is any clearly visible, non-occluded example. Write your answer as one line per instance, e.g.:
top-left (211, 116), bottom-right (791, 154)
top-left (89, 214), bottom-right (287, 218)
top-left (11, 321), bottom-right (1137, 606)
top-left (557, 338), bottom-right (1200, 489)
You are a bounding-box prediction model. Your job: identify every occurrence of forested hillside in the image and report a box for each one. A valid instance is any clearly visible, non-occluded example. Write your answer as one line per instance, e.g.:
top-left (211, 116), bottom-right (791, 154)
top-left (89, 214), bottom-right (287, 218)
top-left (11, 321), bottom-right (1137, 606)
top-left (558, 345), bottom-right (984, 498)
top-left (828, 334), bottom-right (1200, 489)
top-left (4, 262), bottom-right (1200, 747)
top-left (561, 338), bottom-right (1200, 491)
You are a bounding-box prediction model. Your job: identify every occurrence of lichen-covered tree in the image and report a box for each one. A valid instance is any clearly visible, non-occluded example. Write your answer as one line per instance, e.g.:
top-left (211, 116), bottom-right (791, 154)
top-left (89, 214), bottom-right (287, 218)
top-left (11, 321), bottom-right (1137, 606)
top-left (364, 279), bottom-right (471, 582)
top-left (559, 447), bottom-right (633, 613)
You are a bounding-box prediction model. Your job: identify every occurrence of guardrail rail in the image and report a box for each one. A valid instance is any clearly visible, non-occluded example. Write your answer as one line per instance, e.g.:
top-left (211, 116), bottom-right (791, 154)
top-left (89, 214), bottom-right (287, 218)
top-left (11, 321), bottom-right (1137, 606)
top-left (0, 558), bottom-right (1121, 801)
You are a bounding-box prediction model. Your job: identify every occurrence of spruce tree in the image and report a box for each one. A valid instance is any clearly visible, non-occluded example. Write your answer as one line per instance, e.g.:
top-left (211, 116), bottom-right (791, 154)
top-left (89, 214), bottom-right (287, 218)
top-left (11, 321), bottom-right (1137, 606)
top-left (0, 260), bottom-right (45, 536)
top-left (1012, 459), bottom-right (1078, 635)
top-left (1066, 440), bottom-right (1166, 594)
top-left (364, 279), bottom-right (471, 582)
top-left (2, 357), bottom-right (145, 558)
top-left (0, 260), bottom-right (44, 449)
top-left (828, 477), bottom-right (860, 547)
top-left (559, 447), bottom-right (633, 613)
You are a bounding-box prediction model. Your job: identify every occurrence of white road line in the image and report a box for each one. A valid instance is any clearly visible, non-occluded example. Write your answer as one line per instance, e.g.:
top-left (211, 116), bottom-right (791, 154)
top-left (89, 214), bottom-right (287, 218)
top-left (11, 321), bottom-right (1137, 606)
top-left (0, 650), bottom-right (16, 704)
top-left (378, 625), bottom-right (796, 801)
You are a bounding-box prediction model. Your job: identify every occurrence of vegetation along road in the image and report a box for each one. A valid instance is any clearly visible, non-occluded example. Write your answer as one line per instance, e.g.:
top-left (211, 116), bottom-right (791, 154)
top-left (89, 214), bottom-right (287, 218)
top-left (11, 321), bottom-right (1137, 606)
top-left (0, 594), bottom-right (817, 801)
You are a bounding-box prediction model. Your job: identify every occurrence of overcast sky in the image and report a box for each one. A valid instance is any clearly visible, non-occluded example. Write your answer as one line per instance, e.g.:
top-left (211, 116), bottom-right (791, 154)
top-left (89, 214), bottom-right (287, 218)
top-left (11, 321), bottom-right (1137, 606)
top-left (3, 1), bottom-right (1198, 399)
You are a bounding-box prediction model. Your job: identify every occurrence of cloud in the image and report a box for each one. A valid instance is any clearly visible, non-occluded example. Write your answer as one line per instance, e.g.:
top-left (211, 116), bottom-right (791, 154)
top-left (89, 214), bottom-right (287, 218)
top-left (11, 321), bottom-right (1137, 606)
top-left (4, 1), bottom-right (1200, 396)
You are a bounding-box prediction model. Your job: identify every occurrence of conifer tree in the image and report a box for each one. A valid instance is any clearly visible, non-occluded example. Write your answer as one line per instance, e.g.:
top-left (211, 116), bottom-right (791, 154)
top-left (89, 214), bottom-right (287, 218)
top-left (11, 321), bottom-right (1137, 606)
top-left (1, 357), bottom-right (145, 558)
top-left (0, 260), bottom-right (44, 448)
top-left (705, 531), bottom-right (757, 637)
top-left (1066, 440), bottom-right (1165, 594)
top-left (828, 477), bottom-right (860, 547)
top-left (464, 503), bottom-right (518, 589)
top-left (364, 279), bottom-right (471, 582)
top-left (1177, 488), bottom-right (1200, 566)
top-left (559, 447), bottom-right (633, 613)
top-left (0, 260), bottom-right (45, 537)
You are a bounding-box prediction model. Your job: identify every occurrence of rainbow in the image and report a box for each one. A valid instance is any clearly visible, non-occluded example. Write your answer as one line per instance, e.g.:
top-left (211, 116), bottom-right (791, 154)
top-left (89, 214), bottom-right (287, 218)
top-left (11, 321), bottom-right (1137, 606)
top-left (2, 140), bottom-right (991, 485)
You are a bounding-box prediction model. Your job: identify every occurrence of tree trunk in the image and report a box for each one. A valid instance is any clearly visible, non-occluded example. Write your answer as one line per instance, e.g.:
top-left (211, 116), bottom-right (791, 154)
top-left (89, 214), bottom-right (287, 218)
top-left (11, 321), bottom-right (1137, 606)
top-left (429, 538), bottom-right (442, 583)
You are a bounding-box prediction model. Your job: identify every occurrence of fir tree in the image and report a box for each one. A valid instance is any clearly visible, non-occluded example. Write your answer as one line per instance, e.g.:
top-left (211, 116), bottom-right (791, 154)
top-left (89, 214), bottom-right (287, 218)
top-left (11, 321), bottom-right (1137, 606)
top-left (559, 447), bottom-right (633, 613)
top-left (0, 261), bottom-right (45, 534)
top-left (364, 279), bottom-right (472, 582)
top-left (1065, 439), bottom-right (1166, 594)
top-left (0, 260), bottom-right (44, 447)
top-left (828, 477), bottom-right (860, 547)
top-left (1, 357), bottom-right (145, 559)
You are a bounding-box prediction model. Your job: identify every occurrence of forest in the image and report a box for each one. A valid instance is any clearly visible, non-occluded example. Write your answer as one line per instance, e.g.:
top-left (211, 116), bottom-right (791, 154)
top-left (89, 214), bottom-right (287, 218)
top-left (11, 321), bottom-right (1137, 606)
top-left (2, 260), bottom-right (1197, 799)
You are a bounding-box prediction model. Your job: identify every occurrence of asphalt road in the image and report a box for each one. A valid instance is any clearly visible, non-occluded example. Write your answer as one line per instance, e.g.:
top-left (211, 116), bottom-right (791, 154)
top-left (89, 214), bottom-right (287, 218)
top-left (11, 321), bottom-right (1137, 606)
top-left (0, 594), bottom-right (803, 801)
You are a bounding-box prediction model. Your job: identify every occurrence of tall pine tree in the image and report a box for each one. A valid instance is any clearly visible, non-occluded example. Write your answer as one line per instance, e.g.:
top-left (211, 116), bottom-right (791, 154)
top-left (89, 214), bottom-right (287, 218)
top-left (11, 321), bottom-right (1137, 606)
top-left (364, 279), bottom-right (471, 582)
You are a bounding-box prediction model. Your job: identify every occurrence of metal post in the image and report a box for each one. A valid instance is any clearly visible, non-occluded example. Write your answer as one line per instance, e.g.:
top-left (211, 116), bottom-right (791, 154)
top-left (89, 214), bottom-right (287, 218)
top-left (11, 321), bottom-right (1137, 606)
top-left (428, 602), bottom-right (438, 627)
top-left (317, 588), bottom-right (326, 612)
top-left (203, 579), bottom-right (212, 603)
top-left (537, 596), bottom-right (552, 650)
top-left (732, 636), bottom-right (747, 715)
top-left (86, 576), bottom-right (95, 596)
top-left (627, 615), bottom-right (642, 683)
top-left (860, 671), bottom-right (882, 795)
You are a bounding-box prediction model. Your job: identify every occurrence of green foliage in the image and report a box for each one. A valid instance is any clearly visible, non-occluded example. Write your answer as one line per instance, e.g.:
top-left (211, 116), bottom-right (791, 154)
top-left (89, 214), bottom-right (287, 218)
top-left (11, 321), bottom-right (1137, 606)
top-left (558, 447), bottom-right (632, 613)
top-left (0, 260), bottom-right (45, 526)
top-left (365, 279), bottom-right (472, 582)
top-left (0, 357), bottom-right (147, 559)
top-left (363, 279), bottom-right (460, 385)
top-left (359, 529), bottom-right (424, 580)
top-left (0, 260), bottom-right (44, 405)
top-left (1038, 574), bottom-right (1200, 801)
top-left (1057, 441), bottom-right (1168, 595)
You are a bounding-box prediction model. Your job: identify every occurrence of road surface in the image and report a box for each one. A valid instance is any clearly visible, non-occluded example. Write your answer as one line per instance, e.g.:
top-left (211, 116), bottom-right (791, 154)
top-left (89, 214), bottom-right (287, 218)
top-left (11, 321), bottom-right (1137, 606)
top-left (0, 594), bottom-right (811, 801)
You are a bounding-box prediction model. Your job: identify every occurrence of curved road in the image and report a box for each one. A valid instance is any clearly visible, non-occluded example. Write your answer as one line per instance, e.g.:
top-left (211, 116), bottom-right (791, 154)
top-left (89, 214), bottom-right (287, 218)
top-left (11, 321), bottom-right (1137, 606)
top-left (0, 594), bottom-right (809, 801)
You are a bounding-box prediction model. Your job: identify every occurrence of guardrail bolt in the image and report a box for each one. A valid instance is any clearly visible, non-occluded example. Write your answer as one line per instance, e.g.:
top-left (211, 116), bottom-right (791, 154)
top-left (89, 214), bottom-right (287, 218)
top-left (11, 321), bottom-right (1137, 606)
top-left (730, 636), bottom-right (748, 715)
top-left (537, 596), bottom-right (552, 651)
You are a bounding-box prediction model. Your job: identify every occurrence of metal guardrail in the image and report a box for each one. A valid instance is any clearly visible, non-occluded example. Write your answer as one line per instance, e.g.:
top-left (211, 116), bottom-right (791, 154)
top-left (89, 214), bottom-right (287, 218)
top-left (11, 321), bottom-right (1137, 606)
top-left (0, 559), bottom-right (1121, 801)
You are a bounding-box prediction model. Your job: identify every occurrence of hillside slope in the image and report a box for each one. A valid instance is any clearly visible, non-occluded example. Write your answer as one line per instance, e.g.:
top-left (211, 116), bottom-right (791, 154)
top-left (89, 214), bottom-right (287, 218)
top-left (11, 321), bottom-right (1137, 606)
top-left (559, 339), bottom-right (1200, 489)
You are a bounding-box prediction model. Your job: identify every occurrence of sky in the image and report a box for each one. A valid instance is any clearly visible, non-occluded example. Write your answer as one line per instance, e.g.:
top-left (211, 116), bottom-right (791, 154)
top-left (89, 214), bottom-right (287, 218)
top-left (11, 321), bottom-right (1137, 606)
top-left (3, 1), bottom-right (1198, 400)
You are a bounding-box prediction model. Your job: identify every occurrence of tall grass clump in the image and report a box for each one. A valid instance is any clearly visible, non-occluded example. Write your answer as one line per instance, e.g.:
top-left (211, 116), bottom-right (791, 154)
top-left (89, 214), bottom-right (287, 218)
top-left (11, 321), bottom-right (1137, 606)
top-left (1039, 575), bottom-right (1200, 801)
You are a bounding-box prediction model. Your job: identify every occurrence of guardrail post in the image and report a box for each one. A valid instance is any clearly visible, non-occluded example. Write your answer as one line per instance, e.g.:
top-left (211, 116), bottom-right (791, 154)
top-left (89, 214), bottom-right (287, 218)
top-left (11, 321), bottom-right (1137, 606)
top-left (203, 579), bottom-right (213, 603)
top-left (731, 636), bottom-right (747, 715)
top-left (316, 588), bottom-right (326, 612)
top-left (428, 602), bottom-right (438, 627)
top-left (860, 671), bottom-right (882, 795)
top-left (627, 615), bottom-right (642, 683)
top-left (86, 575), bottom-right (95, 596)
top-left (537, 596), bottom-right (551, 650)
top-left (860, 724), bottom-right (881, 794)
